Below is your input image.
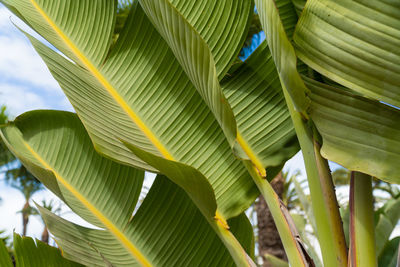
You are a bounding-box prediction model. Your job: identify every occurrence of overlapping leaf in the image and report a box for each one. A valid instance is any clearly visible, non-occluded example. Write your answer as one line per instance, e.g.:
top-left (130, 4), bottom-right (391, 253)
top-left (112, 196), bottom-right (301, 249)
top-left (255, 0), bottom-right (310, 114)
top-left (375, 197), bottom-right (400, 255)
top-left (140, 0), bottom-right (237, 145)
top-left (0, 237), bottom-right (12, 267)
top-left (1, 111), bottom-right (144, 229)
top-left (5, 0), bottom-right (115, 68)
top-left (1, 111), bottom-right (254, 266)
top-left (294, 0), bottom-right (400, 108)
top-left (38, 176), bottom-right (254, 267)
top-left (306, 77), bottom-right (400, 182)
top-left (167, 0), bottom-right (253, 79)
top-left (221, 41), bottom-right (299, 170)
top-left (7, 0), bottom-right (258, 220)
top-left (13, 233), bottom-right (82, 267)
top-left (142, 0), bottom-right (299, 178)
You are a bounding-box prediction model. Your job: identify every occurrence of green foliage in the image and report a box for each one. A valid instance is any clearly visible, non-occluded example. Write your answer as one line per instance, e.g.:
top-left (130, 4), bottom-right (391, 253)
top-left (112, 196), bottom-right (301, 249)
top-left (378, 237), bottom-right (400, 267)
top-left (1, 0), bottom-right (400, 266)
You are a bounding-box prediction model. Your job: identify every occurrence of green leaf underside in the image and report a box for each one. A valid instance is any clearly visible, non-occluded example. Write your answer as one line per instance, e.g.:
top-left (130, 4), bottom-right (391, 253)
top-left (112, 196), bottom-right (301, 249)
top-left (40, 176), bottom-right (253, 267)
top-left (8, 0), bottom-right (116, 69)
top-left (167, 0), bottom-right (253, 80)
top-left (0, 110), bottom-right (144, 230)
top-left (294, 0), bottom-right (400, 108)
top-left (0, 238), bottom-right (12, 267)
top-left (122, 141), bottom-right (216, 218)
top-left (13, 1), bottom-right (258, 219)
top-left (255, 0), bottom-right (310, 114)
top-left (275, 0), bottom-right (300, 39)
top-left (264, 253), bottom-right (289, 267)
top-left (140, 0), bottom-right (237, 146)
top-left (375, 198), bottom-right (400, 255)
top-left (378, 237), bottom-right (400, 267)
top-left (222, 41), bottom-right (299, 169)
top-left (306, 77), bottom-right (400, 182)
top-left (13, 233), bottom-right (82, 267)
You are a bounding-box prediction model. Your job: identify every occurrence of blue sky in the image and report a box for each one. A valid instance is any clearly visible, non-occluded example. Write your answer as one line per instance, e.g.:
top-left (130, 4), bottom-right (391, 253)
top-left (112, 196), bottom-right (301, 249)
top-left (0, 3), bottom-right (311, 242)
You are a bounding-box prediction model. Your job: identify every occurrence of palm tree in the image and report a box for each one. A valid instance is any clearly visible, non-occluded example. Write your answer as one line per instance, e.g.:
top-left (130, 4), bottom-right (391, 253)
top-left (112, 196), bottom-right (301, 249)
top-left (5, 164), bottom-right (43, 236)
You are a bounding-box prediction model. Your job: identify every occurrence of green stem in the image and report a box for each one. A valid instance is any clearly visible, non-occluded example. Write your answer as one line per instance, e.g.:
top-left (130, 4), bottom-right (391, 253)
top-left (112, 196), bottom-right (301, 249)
top-left (283, 88), bottom-right (347, 267)
top-left (245, 161), bottom-right (309, 267)
top-left (208, 217), bottom-right (256, 267)
top-left (349, 172), bottom-right (377, 267)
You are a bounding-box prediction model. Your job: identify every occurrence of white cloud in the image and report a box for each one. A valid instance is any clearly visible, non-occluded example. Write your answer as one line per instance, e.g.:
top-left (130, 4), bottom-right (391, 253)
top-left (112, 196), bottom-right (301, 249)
top-left (0, 83), bottom-right (49, 115)
top-left (0, 34), bottom-right (60, 91)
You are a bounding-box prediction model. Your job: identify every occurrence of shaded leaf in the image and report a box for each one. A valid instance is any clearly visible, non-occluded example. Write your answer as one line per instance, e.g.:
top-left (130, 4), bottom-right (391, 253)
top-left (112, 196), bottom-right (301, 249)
top-left (306, 77), bottom-right (400, 182)
top-left (294, 0), bottom-right (400, 108)
top-left (13, 233), bottom-right (82, 267)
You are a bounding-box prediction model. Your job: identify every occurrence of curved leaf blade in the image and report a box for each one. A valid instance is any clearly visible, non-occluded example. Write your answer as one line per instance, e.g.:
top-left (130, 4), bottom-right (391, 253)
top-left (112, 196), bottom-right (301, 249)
top-left (0, 110), bottom-right (150, 265)
top-left (39, 176), bottom-right (254, 267)
top-left (122, 140), bottom-right (217, 219)
top-left (255, 0), bottom-right (310, 114)
top-left (9, 0), bottom-right (115, 68)
top-left (168, 0), bottom-right (253, 78)
top-left (294, 0), bottom-right (400, 108)
top-left (306, 77), bottom-right (400, 182)
top-left (13, 233), bottom-right (82, 267)
top-left (222, 41), bottom-right (299, 171)
top-left (139, 0), bottom-right (237, 145)
top-left (0, 238), bottom-right (12, 267)
top-left (15, 3), bottom-right (258, 220)
top-left (375, 197), bottom-right (400, 255)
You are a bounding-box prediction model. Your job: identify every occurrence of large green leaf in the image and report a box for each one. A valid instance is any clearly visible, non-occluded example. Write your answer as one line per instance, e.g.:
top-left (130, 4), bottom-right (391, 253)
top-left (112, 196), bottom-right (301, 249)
top-left (167, 0), bottom-right (253, 79)
top-left (0, 111), bottom-right (159, 265)
top-left (9, 1), bottom-right (258, 220)
top-left (140, 0), bottom-right (255, 153)
top-left (375, 197), bottom-right (400, 255)
top-left (5, 0), bottom-right (115, 68)
top-left (306, 77), bottom-right (400, 182)
top-left (378, 237), bottom-right (400, 267)
top-left (1, 111), bottom-right (254, 266)
top-left (13, 233), bottom-right (82, 267)
top-left (141, 0), bottom-right (299, 177)
top-left (39, 176), bottom-right (254, 267)
top-left (221, 41), bottom-right (299, 171)
top-left (139, 0), bottom-right (238, 145)
top-left (275, 0), bottom-right (300, 39)
top-left (1, 110), bottom-right (144, 230)
top-left (264, 253), bottom-right (289, 267)
top-left (0, 238), bottom-right (12, 267)
top-left (255, 0), bottom-right (310, 114)
top-left (294, 0), bottom-right (400, 108)
top-left (122, 141), bottom-right (216, 218)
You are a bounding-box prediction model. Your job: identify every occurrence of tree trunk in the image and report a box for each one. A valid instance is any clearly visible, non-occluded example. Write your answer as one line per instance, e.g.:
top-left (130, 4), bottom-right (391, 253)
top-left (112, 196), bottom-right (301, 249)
top-left (41, 226), bottom-right (49, 244)
top-left (22, 201), bottom-right (29, 236)
top-left (256, 172), bottom-right (287, 266)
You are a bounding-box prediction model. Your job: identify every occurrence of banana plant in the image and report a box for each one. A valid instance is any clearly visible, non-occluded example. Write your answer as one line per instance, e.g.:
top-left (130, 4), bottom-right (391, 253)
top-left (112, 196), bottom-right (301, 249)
top-left (1, 0), bottom-right (400, 266)
top-left (0, 233), bottom-right (82, 267)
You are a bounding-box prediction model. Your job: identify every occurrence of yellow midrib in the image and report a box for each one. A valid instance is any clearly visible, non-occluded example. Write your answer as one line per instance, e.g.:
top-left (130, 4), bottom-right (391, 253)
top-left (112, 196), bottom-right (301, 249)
top-left (23, 142), bottom-right (152, 267)
top-left (30, 0), bottom-right (230, 245)
top-left (30, 0), bottom-right (173, 160)
top-left (236, 132), bottom-right (266, 177)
